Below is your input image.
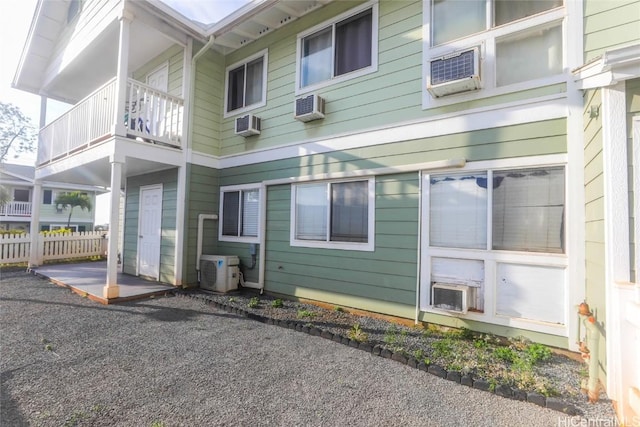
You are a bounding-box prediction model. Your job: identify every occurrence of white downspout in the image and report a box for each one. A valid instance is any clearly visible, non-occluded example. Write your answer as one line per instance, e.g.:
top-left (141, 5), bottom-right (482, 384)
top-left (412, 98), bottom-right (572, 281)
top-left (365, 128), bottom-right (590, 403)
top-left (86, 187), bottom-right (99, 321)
top-left (415, 171), bottom-right (422, 325)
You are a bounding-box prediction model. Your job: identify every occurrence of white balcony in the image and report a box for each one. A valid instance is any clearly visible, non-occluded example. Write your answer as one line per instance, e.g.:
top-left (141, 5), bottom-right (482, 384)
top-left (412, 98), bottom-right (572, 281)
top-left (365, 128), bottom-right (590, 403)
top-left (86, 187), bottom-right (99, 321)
top-left (0, 201), bottom-right (32, 217)
top-left (37, 78), bottom-right (184, 167)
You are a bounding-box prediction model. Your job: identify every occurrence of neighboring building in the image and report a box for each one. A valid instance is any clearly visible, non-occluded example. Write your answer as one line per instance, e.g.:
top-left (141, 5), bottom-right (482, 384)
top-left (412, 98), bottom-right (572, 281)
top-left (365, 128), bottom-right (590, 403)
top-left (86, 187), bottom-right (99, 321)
top-left (0, 163), bottom-right (104, 232)
top-left (12, 0), bottom-right (639, 422)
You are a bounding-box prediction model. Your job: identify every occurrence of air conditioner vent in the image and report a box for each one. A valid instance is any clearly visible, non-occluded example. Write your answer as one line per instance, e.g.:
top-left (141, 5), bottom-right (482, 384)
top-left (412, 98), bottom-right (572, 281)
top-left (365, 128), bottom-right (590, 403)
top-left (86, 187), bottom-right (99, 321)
top-left (432, 283), bottom-right (472, 314)
top-left (199, 255), bottom-right (240, 293)
top-left (428, 48), bottom-right (481, 98)
top-left (294, 94), bottom-right (325, 122)
top-left (235, 114), bottom-right (261, 137)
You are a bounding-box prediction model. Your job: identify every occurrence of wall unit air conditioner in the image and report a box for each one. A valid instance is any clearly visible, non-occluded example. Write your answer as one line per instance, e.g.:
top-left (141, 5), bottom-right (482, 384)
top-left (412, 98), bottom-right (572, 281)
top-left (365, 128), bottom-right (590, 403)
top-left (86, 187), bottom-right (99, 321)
top-left (427, 47), bottom-right (481, 98)
top-left (294, 94), bottom-right (325, 122)
top-left (235, 114), bottom-right (261, 137)
top-left (432, 283), bottom-right (473, 314)
top-left (199, 255), bottom-right (240, 293)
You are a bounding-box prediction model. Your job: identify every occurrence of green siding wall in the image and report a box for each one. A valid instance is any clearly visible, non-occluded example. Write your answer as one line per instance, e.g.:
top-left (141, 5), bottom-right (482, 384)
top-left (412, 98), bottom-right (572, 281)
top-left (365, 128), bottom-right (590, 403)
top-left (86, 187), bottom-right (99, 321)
top-left (188, 0), bottom-right (566, 159)
top-left (265, 173), bottom-right (418, 307)
top-left (216, 119), bottom-right (566, 331)
top-left (191, 48), bottom-right (224, 155)
top-left (133, 44), bottom-right (185, 97)
top-left (583, 88), bottom-right (607, 382)
top-left (123, 169), bottom-right (178, 284)
top-left (584, 0), bottom-right (640, 62)
top-left (183, 164), bottom-right (219, 285)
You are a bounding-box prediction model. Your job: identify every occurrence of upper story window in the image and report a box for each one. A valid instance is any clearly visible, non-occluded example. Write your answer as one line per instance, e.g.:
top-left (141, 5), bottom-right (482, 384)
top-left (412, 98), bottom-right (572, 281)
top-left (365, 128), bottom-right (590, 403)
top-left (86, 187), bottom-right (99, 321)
top-left (291, 179), bottom-right (375, 251)
top-left (423, 0), bottom-right (565, 107)
top-left (43, 190), bottom-right (53, 205)
top-left (67, 0), bottom-right (81, 23)
top-left (296, 2), bottom-right (378, 94)
top-left (13, 189), bottom-right (30, 202)
top-left (224, 50), bottom-right (268, 117)
top-left (219, 184), bottom-right (262, 243)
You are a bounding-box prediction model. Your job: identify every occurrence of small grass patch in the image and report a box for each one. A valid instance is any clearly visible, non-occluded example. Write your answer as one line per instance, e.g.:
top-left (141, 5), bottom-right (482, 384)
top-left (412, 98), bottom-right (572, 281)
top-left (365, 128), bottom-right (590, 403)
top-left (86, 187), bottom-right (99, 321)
top-left (347, 323), bottom-right (368, 342)
top-left (297, 309), bottom-right (316, 319)
top-left (248, 296), bottom-right (260, 308)
top-left (271, 299), bottom-right (284, 308)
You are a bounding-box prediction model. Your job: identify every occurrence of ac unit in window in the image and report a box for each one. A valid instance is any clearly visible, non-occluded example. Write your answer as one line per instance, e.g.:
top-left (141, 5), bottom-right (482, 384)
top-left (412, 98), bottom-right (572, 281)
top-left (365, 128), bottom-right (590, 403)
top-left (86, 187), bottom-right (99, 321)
top-left (427, 47), bottom-right (481, 98)
top-left (235, 114), bottom-right (261, 137)
top-left (199, 255), bottom-right (240, 293)
top-left (294, 94), bottom-right (325, 122)
top-left (431, 283), bottom-right (473, 314)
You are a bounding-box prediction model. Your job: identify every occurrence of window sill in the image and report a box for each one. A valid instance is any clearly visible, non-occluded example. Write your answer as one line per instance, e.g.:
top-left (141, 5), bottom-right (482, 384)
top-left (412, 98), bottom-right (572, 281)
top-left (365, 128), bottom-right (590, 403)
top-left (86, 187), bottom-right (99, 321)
top-left (219, 236), bottom-right (260, 244)
top-left (290, 239), bottom-right (375, 252)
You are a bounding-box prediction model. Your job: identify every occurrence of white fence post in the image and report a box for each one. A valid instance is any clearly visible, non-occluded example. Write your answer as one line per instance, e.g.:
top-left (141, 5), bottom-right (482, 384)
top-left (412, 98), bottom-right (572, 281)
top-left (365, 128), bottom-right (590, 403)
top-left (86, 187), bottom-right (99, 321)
top-left (1, 231), bottom-right (108, 265)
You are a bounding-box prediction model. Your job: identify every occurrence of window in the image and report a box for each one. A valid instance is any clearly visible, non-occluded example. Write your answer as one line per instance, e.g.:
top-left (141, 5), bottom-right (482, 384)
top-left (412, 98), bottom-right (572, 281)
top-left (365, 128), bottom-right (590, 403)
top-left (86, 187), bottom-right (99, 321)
top-left (43, 190), bottom-right (52, 205)
top-left (219, 185), bottom-right (261, 243)
top-left (13, 189), bottom-right (30, 202)
top-left (291, 179), bottom-right (375, 251)
top-left (424, 0), bottom-right (565, 106)
top-left (429, 165), bottom-right (564, 253)
top-left (297, 3), bottom-right (378, 92)
top-left (224, 50), bottom-right (267, 116)
top-left (431, 0), bottom-right (562, 45)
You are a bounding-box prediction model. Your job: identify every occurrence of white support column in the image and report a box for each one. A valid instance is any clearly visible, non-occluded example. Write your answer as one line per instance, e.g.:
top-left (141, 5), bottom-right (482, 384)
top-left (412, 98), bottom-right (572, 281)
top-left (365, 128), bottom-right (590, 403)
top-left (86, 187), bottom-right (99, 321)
top-left (104, 160), bottom-right (123, 298)
top-left (28, 181), bottom-right (42, 268)
top-left (601, 81), bottom-right (630, 403)
top-left (112, 11), bottom-right (132, 137)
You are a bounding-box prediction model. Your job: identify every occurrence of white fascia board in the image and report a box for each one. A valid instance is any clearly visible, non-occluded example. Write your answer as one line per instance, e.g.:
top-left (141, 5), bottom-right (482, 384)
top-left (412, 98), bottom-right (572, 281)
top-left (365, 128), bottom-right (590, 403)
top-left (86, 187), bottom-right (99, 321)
top-left (12, 0), bottom-right (47, 90)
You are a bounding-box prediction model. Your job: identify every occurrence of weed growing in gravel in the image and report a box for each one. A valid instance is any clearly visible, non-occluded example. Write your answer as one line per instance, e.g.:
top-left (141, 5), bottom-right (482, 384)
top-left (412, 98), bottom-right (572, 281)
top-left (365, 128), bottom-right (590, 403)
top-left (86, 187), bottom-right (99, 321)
top-left (150, 421), bottom-right (165, 427)
top-left (271, 299), bottom-right (284, 308)
top-left (333, 306), bottom-right (345, 312)
top-left (422, 329), bottom-right (558, 396)
top-left (297, 309), bottom-right (316, 318)
top-left (248, 297), bottom-right (260, 308)
top-left (348, 323), bottom-right (368, 342)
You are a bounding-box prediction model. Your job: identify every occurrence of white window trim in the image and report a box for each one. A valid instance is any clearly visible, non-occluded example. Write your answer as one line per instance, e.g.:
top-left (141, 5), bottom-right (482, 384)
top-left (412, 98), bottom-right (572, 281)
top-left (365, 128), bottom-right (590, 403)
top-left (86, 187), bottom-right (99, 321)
top-left (422, 2), bottom-right (566, 109)
top-left (419, 155), bottom-right (570, 336)
top-left (290, 178), bottom-right (375, 251)
top-left (219, 183), bottom-right (263, 244)
top-left (223, 49), bottom-right (269, 118)
top-left (294, 1), bottom-right (379, 96)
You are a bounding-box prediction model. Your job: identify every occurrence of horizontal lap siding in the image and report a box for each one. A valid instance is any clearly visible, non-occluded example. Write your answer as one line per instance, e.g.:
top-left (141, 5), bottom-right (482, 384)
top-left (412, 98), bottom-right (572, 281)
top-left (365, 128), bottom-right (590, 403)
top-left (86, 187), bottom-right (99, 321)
top-left (265, 174), bottom-right (419, 308)
top-left (183, 164), bottom-right (219, 285)
top-left (133, 45), bottom-right (184, 97)
top-left (219, 0), bottom-right (423, 157)
top-left (217, 119), bottom-right (566, 317)
top-left (583, 88), bottom-right (607, 381)
top-left (584, 0), bottom-right (640, 62)
top-left (192, 48), bottom-right (224, 155)
top-left (123, 169), bottom-right (178, 284)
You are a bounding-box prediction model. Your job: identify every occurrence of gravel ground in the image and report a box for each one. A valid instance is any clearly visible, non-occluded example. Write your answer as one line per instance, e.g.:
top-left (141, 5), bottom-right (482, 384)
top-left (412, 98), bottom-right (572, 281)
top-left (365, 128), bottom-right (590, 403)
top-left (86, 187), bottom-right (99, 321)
top-left (1, 271), bottom-right (618, 426)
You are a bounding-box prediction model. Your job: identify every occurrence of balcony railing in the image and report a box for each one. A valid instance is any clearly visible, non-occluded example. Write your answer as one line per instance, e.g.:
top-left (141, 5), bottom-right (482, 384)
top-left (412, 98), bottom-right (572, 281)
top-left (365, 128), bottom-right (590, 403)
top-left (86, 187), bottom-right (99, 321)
top-left (38, 78), bottom-right (184, 166)
top-left (0, 201), bottom-right (32, 217)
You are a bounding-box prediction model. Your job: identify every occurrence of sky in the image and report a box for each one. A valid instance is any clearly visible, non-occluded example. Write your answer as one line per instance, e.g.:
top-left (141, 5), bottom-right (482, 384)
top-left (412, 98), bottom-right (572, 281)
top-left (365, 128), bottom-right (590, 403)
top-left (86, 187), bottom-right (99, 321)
top-left (0, 0), bottom-right (250, 223)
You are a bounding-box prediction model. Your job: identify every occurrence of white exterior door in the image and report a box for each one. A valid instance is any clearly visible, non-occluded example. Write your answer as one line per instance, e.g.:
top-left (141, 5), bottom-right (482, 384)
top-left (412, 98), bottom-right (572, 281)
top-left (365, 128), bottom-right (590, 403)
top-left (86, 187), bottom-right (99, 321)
top-left (138, 185), bottom-right (162, 280)
top-left (146, 64), bottom-right (168, 137)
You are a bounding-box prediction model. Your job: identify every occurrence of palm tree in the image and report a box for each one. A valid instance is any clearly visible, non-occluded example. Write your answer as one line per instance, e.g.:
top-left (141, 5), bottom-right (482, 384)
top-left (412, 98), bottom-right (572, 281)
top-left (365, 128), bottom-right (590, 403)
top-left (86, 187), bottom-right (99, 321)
top-left (54, 191), bottom-right (92, 230)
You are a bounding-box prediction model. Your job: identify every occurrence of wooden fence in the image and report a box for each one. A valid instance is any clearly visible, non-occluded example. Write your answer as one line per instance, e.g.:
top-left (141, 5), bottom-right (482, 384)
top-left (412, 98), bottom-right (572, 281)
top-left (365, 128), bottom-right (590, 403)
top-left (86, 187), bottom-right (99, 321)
top-left (0, 231), bottom-right (108, 264)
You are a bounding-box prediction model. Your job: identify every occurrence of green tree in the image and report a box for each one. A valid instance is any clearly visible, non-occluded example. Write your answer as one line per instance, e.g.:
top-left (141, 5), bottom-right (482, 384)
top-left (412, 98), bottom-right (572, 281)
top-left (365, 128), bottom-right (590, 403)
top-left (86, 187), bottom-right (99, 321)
top-left (55, 191), bottom-right (92, 229)
top-left (0, 102), bottom-right (36, 163)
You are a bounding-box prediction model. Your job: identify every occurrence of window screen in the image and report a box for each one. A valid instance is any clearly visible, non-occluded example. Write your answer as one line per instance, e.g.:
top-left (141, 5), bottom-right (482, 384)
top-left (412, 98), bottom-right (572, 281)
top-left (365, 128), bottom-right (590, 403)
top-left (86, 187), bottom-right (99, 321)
top-left (492, 166), bottom-right (565, 253)
top-left (222, 191), bottom-right (240, 236)
top-left (430, 172), bottom-right (488, 249)
top-left (43, 190), bottom-right (52, 205)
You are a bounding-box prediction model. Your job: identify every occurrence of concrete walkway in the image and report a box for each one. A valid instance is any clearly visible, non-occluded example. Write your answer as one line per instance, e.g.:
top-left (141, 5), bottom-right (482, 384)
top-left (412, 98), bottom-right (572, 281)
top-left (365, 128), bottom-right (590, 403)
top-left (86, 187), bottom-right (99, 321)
top-left (33, 261), bottom-right (173, 303)
top-left (0, 270), bottom-right (586, 426)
